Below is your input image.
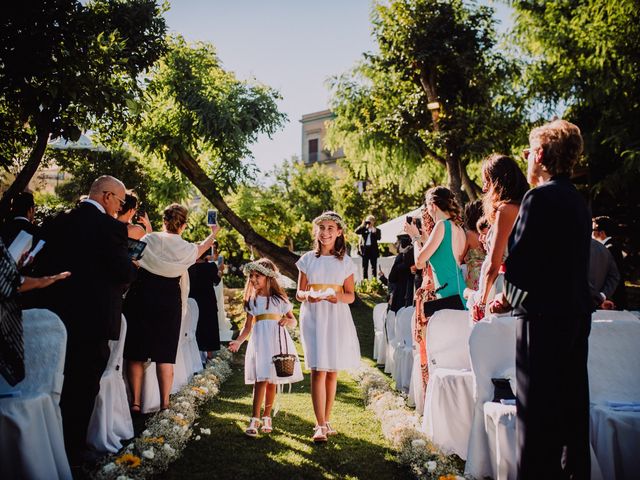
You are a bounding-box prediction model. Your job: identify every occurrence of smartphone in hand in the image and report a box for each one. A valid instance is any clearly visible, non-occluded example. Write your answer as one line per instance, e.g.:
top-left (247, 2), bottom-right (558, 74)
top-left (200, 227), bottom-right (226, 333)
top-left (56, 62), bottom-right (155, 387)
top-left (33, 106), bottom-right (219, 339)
top-left (207, 209), bottom-right (218, 226)
top-left (406, 216), bottom-right (413, 224)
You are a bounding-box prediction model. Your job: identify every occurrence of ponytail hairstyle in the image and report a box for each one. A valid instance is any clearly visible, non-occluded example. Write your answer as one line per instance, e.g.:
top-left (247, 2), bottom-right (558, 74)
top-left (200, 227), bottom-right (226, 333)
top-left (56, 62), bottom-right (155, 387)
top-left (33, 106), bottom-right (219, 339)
top-left (481, 153), bottom-right (529, 224)
top-left (424, 186), bottom-right (463, 225)
top-left (242, 258), bottom-right (288, 310)
top-left (312, 211), bottom-right (347, 260)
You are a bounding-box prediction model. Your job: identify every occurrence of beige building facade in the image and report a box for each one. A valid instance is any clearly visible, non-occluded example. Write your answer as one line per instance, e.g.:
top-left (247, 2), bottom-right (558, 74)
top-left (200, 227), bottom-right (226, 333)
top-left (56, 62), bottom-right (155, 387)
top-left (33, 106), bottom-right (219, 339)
top-left (300, 109), bottom-right (344, 174)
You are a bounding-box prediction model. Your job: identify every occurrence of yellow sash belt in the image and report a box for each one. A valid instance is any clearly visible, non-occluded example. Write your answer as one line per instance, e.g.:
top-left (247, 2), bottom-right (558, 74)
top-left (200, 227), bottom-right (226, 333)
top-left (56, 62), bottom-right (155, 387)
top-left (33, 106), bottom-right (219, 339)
top-left (308, 283), bottom-right (344, 293)
top-left (254, 313), bottom-right (282, 322)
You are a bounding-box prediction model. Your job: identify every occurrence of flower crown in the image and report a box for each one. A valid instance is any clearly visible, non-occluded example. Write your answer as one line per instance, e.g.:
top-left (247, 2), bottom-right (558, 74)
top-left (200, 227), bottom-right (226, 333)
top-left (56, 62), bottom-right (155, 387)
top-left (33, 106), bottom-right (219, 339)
top-left (313, 211), bottom-right (346, 230)
top-left (242, 261), bottom-right (279, 278)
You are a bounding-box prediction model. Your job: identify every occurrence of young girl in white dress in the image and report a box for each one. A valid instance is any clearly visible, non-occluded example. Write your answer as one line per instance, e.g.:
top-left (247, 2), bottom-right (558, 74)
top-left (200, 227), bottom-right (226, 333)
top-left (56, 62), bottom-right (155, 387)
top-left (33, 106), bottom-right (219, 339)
top-left (296, 211), bottom-right (361, 442)
top-left (228, 258), bottom-right (303, 437)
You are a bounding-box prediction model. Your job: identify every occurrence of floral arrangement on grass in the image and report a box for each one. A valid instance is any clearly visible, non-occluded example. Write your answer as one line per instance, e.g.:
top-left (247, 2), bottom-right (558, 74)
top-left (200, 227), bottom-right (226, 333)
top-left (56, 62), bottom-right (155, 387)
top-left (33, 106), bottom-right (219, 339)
top-left (352, 364), bottom-right (469, 480)
top-left (95, 348), bottom-right (234, 480)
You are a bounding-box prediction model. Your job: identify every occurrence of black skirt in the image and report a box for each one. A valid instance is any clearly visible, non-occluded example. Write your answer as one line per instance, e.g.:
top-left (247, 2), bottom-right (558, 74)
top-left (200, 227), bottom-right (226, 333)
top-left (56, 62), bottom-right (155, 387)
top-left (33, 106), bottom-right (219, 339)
top-left (188, 262), bottom-right (221, 351)
top-left (123, 268), bottom-right (182, 364)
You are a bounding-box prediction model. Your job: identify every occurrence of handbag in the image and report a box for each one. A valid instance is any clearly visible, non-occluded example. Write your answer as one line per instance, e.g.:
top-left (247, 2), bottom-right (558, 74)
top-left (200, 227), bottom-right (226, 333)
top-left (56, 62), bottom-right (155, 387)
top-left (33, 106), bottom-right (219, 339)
top-left (422, 294), bottom-right (464, 317)
top-left (272, 326), bottom-right (296, 378)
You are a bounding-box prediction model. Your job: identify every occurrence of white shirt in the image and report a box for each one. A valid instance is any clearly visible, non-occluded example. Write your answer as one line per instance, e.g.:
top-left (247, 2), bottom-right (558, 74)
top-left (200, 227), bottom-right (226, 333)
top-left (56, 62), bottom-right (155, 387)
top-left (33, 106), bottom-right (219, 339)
top-left (81, 199), bottom-right (106, 214)
top-left (365, 227), bottom-right (375, 246)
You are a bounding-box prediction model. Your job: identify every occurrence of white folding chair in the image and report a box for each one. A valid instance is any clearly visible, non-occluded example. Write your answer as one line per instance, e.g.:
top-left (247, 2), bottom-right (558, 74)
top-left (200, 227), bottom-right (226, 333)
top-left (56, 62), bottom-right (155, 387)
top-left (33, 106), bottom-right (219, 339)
top-left (421, 309), bottom-right (474, 459)
top-left (465, 315), bottom-right (517, 480)
top-left (372, 303), bottom-right (388, 361)
top-left (393, 306), bottom-right (414, 392)
top-left (0, 309), bottom-right (72, 480)
top-left (589, 318), bottom-right (640, 480)
top-left (383, 309), bottom-right (398, 374)
top-left (87, 315), bottom-right (133, 453)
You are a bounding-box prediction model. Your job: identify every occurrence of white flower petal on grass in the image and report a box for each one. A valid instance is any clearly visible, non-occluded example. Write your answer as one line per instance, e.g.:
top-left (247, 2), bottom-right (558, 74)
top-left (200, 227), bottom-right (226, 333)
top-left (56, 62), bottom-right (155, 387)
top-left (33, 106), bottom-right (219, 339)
top-left (163, 443), bottom-right (176, 456)
top-left (195, 435), bottom-right (201, 441)
top-left (142, 448), bottom-right (155, 460)
top-left (200, 428), bottom-right (211, 435)
top-left (426, 461), bottom-right (437, 472)
top-left (102, 462), bottom-right (117, 473)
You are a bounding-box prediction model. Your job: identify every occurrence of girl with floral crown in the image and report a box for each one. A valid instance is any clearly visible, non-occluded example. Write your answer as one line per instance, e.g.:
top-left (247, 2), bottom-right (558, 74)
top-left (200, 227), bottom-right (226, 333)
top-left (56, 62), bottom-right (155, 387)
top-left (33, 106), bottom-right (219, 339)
top-left (229, 258), bottom-right (303, 437)
top-left (295, 211), bottom-right (361, 442)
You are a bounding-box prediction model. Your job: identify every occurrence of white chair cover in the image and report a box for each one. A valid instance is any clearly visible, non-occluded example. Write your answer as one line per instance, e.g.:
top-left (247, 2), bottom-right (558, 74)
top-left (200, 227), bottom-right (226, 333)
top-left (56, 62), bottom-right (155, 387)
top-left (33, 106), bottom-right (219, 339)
top-left (588, 318), bottom-right (640, 480)
top-left (393, 306), bottom-right (414, 392)
top-left (215, 280), bottom-right (233, 342)
top-left (383, 309), bottom-right (398, 374)
top-left (372, 303), bottom-right (387, 361)
top-left (407, 315), bottom-right (424, 413)
top-left (465, 315), bottom-right (517, 480)
top-left (592, 309), bottom-right (639, 322)
top-left (140, 362), bottom-right (160, 414)
top-left (86, 315), bottom-right (133, 453)
top-left (185, 299), bottom-right (203, 375)
top-left (0, 309), bottom-right (71, 480)
top-left (172, 300), bottom-right (197, 394)
top-left (421, 309), bottom-right (474, 458)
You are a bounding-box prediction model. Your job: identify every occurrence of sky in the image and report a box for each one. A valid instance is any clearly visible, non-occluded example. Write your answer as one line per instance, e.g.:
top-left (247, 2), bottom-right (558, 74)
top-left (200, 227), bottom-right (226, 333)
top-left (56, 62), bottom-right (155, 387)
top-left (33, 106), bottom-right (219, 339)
top-left (164, 0), bottom-right (514, 175)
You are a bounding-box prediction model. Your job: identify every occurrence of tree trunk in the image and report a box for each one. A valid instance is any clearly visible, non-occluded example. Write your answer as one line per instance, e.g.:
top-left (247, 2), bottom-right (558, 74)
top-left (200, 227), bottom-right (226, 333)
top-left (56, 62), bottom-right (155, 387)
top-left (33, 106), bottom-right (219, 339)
top-left (0, 125), bottom-right (50, 221)
top-left (445, 154), bottom-right (465, 207)
top-left (460, 164), bottom-right (481, 201)
top-left (170, 148), bottom-right (300, 280)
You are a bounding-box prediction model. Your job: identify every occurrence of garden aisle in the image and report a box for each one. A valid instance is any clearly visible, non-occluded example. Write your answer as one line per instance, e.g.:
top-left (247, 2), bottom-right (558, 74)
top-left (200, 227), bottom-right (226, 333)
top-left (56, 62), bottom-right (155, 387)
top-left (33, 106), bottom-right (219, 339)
top-left (160, 293), bottom-right (404, 480)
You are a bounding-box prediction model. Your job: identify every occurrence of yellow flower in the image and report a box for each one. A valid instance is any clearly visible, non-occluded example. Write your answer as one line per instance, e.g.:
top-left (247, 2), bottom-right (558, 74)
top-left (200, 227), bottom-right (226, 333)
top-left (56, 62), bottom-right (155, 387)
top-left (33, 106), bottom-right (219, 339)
top-left (438, 475), bottom-right (457, 480)
top-left (143, 436), bottom-right (165, 444)
top-left (115, 453), bottom-right (141, 468)
top-left (172, 416), bottom-right (188, 426)
top-left (191, 386), bottom-right (207, 395)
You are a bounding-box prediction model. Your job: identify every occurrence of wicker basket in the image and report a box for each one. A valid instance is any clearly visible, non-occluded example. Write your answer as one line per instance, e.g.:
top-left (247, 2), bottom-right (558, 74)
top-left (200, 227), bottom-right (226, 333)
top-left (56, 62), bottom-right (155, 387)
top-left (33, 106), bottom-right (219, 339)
top-left (272, 326), bottom-right (296, 377)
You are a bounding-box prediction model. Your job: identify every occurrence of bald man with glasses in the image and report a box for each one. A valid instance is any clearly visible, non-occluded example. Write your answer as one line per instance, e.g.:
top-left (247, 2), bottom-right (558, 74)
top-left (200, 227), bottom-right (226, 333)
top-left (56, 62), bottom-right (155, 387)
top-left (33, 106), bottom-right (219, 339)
top-left (31, 175), bottom-right (137, 466)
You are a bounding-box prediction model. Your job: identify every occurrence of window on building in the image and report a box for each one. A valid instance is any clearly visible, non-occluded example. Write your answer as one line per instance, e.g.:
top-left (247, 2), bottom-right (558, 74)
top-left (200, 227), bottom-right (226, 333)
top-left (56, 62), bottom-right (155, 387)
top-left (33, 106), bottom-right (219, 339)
top-left (308, 138), bottom-right (318, 163)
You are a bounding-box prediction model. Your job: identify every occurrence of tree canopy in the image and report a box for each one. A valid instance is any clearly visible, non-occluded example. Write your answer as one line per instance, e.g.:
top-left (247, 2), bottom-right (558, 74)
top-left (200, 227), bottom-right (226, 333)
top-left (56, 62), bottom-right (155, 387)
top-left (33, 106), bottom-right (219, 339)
top-left (510, 0), bottom-right (640, 206)
top-left (128, 36), bottom-right (302, 278)
top-left (327, 0), bottom-right (528, 204)
top-left (0, 0), bottom-right (167, 217)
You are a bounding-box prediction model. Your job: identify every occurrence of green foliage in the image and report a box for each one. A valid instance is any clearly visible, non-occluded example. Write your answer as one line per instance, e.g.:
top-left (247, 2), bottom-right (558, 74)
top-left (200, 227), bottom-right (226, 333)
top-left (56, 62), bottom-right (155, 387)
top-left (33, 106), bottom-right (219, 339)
top-left (0, 0), bottom-right (167, 165)
top-left (32, 191), bottom-right (69, 226)
top-left (510, 0), bottom-right (640, 205)
top-left (327, 0), bottom-right (528, 199)
top-left (356, 277), bottom-right (387, 296)
top-left (130, 36), bottom-right (287, 192)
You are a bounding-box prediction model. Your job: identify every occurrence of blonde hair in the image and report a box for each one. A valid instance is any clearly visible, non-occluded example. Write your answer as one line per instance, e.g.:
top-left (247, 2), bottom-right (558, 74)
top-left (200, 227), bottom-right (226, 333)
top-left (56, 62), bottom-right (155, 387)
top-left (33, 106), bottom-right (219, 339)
top-left (243, 258), bottom-right (288, 310)
top-left (529, 119), bottom-right (583, 176)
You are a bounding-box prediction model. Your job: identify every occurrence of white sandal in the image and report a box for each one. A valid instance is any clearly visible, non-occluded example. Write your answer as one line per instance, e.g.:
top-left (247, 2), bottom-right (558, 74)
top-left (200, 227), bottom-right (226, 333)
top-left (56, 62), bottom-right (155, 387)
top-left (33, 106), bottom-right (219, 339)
top-left (324, 421), bottom-right (337, 436)
top-left (312, 424), bottom-right (327, 443)
top-left (245, 417), bottom-right (261, 437)
top-left (261, 416), bottom-right (272, 433)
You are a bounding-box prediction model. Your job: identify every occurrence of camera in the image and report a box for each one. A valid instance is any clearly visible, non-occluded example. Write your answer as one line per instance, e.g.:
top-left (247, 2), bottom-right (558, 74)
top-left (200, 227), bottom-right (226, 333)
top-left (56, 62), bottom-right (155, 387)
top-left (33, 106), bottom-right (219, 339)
top-left (406, 215), bottom-right (422, 232)
top-left (365, 220), bottom-right (371, 227)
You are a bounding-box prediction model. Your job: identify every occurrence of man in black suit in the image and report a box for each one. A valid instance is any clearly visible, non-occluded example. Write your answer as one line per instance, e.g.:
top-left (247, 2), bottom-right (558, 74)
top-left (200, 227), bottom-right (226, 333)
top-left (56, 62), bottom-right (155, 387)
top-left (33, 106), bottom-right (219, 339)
top-left (355, 214), bottom-right (381, 279)
top-left (0, 191), bottom-right (40, 246)
top-left (592, 215), bottom-right (627, 309)
top-left (491, 120), bottom-right (592, 479)
top-left (32, 175), bottom-right (137, 464)
top-left (588, 238), bottom-right (620, 309)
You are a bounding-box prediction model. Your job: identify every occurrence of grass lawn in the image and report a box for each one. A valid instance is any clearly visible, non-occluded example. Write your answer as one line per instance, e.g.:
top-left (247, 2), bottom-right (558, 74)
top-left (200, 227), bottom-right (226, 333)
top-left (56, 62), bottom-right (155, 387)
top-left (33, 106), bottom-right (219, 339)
top-left (159, 291), bottom-right (405, 480)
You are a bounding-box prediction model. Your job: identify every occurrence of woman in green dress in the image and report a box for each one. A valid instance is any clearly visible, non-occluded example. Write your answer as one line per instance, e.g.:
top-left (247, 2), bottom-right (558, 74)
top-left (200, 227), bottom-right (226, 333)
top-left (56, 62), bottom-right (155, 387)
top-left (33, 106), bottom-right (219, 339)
top-left (404, 186), bottom-right (466, 304)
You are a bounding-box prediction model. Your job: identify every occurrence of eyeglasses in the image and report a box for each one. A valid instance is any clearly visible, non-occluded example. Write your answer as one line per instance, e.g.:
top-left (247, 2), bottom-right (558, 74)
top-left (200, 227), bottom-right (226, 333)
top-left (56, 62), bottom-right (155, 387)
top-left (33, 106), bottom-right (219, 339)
top-left (103, 190), bottom-right (126, 207)
top-left (521, 148), bottom-right (531, 160)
